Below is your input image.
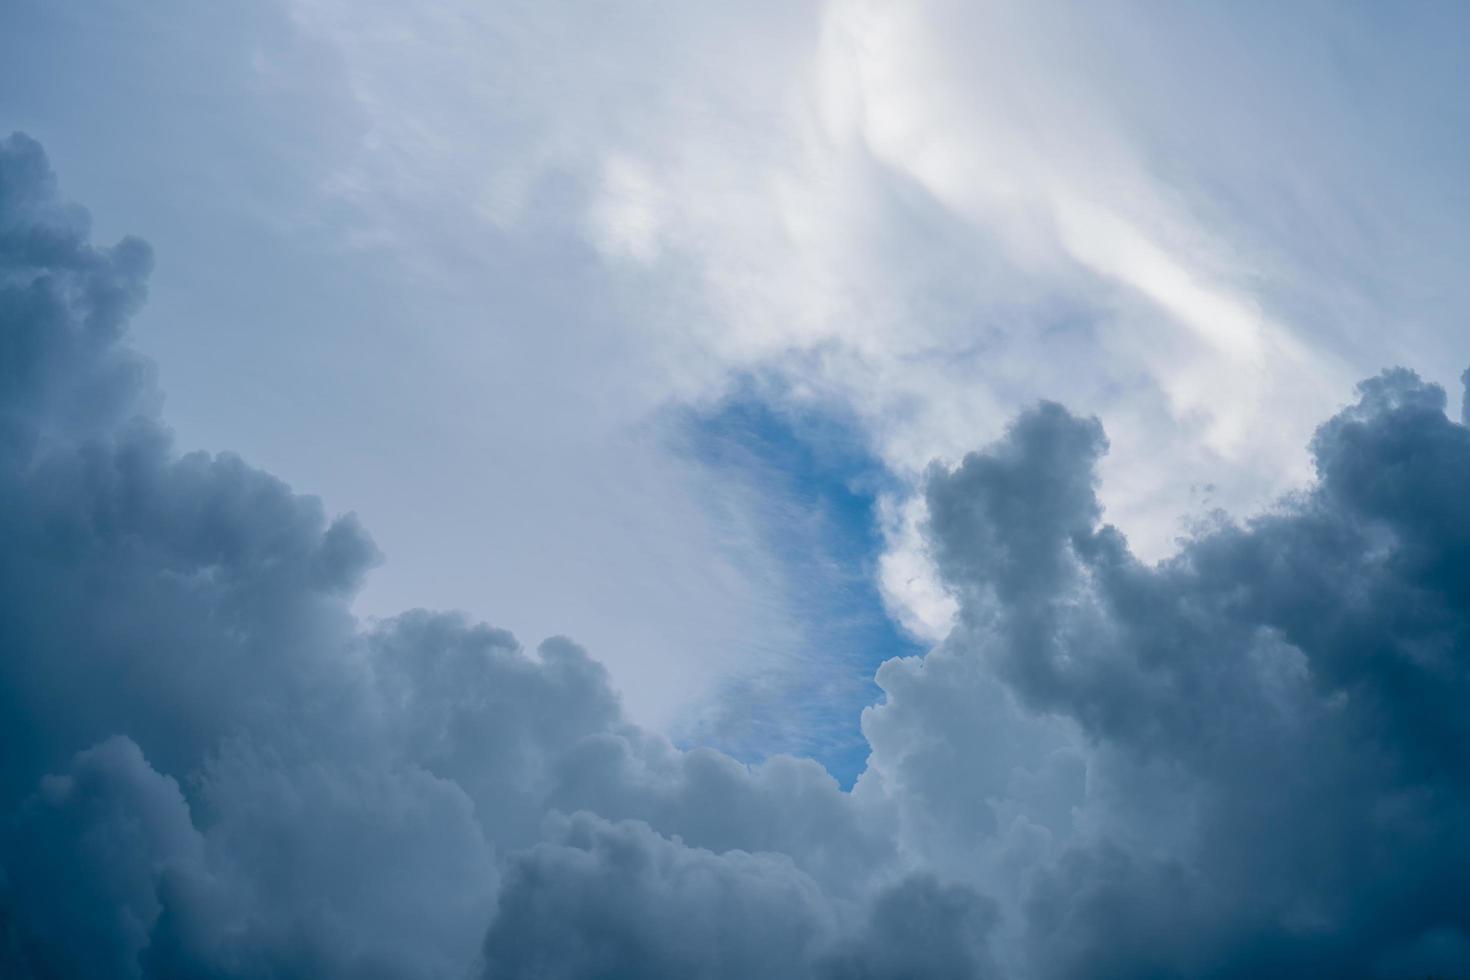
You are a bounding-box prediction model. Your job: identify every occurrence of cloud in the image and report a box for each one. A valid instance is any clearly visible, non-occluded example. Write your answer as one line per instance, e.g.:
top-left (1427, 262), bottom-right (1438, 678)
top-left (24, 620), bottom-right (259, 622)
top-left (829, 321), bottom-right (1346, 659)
top-left (274, 0), bottom-right (1427, 666)
top-left (481, 812), bottom-right (839, 980)
top-left (2, 736), bottom-right (202, 979)
top-left (21, 0), bottom-right (1470, 767)
top-left (910, 366), bottom-right (1470, 976)
top-left (6, 129), bottom-right (1470, 979)
top-left (0, 132), bottom-right (904, 977)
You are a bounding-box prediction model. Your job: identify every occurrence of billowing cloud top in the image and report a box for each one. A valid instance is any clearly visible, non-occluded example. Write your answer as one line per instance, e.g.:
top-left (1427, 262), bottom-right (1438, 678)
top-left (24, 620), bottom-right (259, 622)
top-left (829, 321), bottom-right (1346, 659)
top-left (3, 132), bottom-right (1470, 979)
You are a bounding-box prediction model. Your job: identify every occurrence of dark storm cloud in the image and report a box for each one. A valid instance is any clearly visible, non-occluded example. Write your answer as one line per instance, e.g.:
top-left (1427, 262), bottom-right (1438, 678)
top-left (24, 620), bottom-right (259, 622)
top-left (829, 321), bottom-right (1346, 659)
top-left (484, 818), bottom-right (997, 980)
top-left (923, 369), bottom-right (1470, 977)
top-left (0, 132), bottom-right (917, 978)
top-left (4, 128), bottom-right (1470, 979)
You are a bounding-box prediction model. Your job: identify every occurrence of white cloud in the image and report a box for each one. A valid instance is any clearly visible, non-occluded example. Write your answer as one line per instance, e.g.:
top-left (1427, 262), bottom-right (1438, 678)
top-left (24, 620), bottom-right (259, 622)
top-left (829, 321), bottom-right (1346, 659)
top-left (266, 0), bottom-right (1457, 715)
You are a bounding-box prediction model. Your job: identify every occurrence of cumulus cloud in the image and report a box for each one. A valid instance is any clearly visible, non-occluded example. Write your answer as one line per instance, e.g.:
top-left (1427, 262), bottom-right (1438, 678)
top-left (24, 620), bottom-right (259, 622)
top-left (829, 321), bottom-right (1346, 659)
top-left (5, 130), bottom-right (1470, 979)
top-left (913, 369), bottom-right (1470, 976)
top-left (0, 132), bottom-right (899, 978)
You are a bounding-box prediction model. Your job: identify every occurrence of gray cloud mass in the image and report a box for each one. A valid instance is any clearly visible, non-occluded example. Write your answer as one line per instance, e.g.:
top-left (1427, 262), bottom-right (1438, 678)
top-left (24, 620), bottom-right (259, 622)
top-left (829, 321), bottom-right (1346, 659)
top-left (3, 130), bottom-right (1470, 978)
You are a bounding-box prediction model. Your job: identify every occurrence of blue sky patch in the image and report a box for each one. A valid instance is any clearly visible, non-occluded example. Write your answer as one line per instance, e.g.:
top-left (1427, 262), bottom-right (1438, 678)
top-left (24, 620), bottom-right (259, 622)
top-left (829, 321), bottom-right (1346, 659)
top-left (670, 377), bottom-right (927, 785)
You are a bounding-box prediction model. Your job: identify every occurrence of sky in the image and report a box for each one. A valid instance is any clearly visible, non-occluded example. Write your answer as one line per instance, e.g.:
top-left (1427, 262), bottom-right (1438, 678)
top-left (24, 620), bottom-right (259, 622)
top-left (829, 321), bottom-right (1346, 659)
top-left (6, 2), bottom-right (1470, 978)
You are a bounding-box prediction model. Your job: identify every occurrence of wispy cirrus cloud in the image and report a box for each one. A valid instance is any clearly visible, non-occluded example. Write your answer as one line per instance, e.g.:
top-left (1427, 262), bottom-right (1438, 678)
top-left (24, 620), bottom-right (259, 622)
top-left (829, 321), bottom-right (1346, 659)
top-left (278, 0), bottom-right (1438, 658)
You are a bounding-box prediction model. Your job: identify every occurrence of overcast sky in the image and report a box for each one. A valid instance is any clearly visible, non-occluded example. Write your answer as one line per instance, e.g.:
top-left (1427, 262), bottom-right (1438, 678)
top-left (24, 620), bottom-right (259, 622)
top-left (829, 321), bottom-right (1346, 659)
top-left (9, 0), bottom-right (1470, 759)
top-left (7, 3), bottom-right (1470, 977)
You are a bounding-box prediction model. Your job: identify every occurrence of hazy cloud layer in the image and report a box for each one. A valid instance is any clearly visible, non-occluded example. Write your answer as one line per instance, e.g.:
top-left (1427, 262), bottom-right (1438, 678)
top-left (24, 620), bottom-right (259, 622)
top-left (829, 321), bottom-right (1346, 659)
top-left (5, 133), bottom-right (1470, 979)
top-left (18, 0), bottom-right (1470, 758)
